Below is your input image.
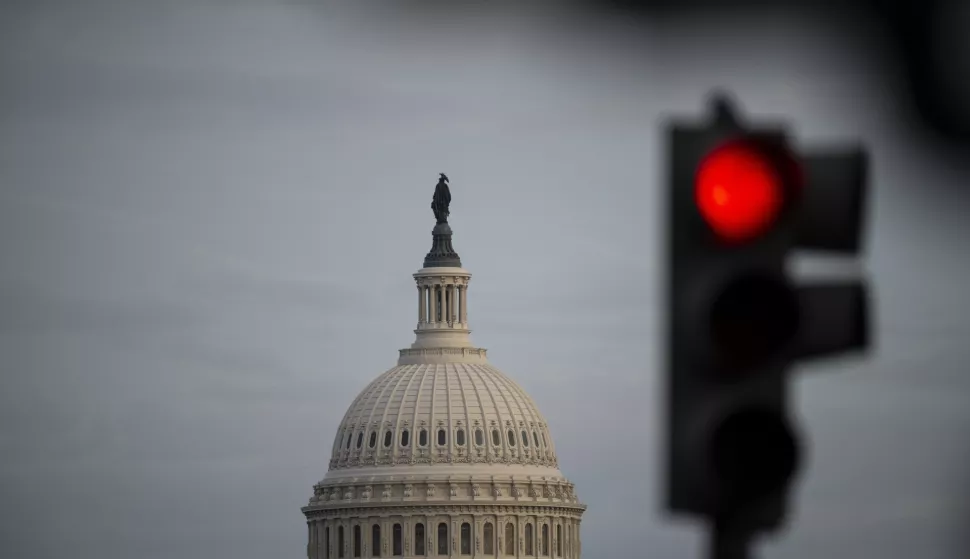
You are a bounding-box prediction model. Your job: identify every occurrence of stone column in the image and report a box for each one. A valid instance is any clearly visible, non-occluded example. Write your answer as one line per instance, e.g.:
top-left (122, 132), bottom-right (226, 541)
top-left (342, 520), bottom-right (349, 559)
top-left (459, 284), bottom-right (467, 324)
top-left (418, 284), bottom-right (427, 324)
top-left (430, 285), bottom-right (438, 324)
top-left (574, 520), bottom-right (580, 559)
top-left (442, 285), bottom-right (449, 324)
top-left (307, 521), bottom-right (314, 559)
top-left (449, 284), bottom-right (458, 323)
top-left (383, 519), bottom-right (390, 558)
top-left (405, 520), bottom-right (410, 557)
top-left (473, 518), bottom-right (480, 559)
top-left (452, 517), bottom-right (459, 559)
top-left (537, 518), bottom-right (544, 557)
top-left (343, 518), bottom-right (354, 559)
top-left (443, 284), bottom-right (448, 324)
top-left (442, 284), bottom-right (449, 324)
top-left (318, 520), bottom-right (326, 559)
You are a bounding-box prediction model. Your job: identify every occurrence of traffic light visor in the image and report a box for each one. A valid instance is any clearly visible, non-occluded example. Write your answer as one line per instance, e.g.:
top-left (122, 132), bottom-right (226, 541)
top-left (695, 139), bottom-right (785, 243)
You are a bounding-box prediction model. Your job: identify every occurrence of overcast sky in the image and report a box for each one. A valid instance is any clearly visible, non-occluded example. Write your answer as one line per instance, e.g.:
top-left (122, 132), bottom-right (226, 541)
top-left (1, 1), bottom-right (969, 558)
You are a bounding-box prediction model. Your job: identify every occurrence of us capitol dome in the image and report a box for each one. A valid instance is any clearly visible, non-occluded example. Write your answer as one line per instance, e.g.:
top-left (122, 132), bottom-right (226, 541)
top-left (302, 175), bottom-right (586, 558)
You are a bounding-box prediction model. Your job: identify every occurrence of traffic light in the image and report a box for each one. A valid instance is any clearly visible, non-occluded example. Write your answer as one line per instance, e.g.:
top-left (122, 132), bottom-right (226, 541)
top-left (664, 93), bottom-right (871, 538)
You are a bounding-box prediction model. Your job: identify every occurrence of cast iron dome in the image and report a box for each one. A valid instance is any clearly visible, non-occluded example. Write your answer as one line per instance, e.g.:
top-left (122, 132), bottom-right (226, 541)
top-left (302, 175), bottom-right (586, 559)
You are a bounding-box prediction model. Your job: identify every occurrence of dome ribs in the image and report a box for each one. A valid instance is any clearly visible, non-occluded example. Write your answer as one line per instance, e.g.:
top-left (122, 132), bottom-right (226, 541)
top-left (460, 362), bottom-right (489, 459)
top-left (411, 364), bottom-right (432, 462)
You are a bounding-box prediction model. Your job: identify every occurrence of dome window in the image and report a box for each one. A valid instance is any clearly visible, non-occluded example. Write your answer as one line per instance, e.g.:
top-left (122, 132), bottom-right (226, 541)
top-left (437, 523), bottom-right (449, 555)
top-left (483, 522), bottom-right (494, 555)
top-left (542, 432), bottom-right (547, 446)
top-left (371, 525), bottom-right (381, 557)
top-left (505, 523), bottom-right (515, 555)
top-left (460, 522), bottom-right (471, 555)
top-left (345, 432), bottom-right (352, 449)
top-left (393, 523), bottom-right (403, 556)
top-left (356, 432), bottom-right (363, 449)
top-left (533, 431), bottom-right (540, 448)
top-left (507, 429), bottom-right (516, 447)
top-left (491, 429), bottom-right (501, 446)
top-left (368, 431), bottom-right (377, 449)
top-left (474, 428), bottom-right (484, 446)
top-left (400, 429), bottom-right (410, 448)
top-left (414, 523), bottom-right (426, 555)
top-left (437, 428), bottom-right (447, 446)
top-left (418, 428), bottom-right (428, 447)
top-left (521, 430), bottom-right (529, 448)
top-left (456, 428), bottom-right (466, 447)
top-left (383, 430), bottom-right (393, 448)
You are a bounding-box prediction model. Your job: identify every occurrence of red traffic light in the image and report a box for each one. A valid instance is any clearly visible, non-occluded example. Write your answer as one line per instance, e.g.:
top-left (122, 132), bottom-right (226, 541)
top-left (695, 140), bottom-right (790, 242)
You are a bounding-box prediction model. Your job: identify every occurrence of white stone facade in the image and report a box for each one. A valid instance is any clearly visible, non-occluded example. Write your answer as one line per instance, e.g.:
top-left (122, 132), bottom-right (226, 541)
top-left (303, 254), bottom-right (586, 558)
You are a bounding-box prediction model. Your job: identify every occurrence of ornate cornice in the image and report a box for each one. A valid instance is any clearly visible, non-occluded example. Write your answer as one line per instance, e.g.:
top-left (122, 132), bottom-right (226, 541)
top-left (398, 347), bottom-right (486, 358)
top-left (301, 502), bottom-right (587, 519)
top-left (308, 478), bottom-right (581, 510)
top-left (413, 273), bottom-right (470, 285)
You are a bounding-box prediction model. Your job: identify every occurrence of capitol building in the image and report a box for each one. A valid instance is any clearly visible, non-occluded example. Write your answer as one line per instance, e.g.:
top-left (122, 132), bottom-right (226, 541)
top-left (302, 178), bottom-right (586, 558)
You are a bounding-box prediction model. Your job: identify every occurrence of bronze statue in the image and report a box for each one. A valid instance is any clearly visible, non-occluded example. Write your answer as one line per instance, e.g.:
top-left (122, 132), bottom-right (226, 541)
top-left (431, 173), bottom-right (451, 224)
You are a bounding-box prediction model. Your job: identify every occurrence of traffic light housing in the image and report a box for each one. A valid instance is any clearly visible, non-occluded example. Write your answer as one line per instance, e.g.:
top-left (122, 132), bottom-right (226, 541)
top-left (664, 93), bottom-right (870, 535)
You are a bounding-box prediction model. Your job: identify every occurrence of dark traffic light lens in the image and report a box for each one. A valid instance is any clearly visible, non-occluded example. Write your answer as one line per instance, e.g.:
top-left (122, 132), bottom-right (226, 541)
top-left (710, 407), bottom-right (800, 504)
top-left (710, 273), bottom-right (799, 372)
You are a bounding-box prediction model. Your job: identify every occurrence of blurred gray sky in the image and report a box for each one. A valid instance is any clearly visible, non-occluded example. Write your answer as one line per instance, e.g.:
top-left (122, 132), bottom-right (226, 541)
top-left (1, 1), bottom-right (969, 558)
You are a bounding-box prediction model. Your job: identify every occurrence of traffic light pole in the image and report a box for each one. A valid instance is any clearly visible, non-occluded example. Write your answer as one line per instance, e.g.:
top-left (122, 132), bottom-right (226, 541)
top-left (709, 519), bottom-right (753, 559)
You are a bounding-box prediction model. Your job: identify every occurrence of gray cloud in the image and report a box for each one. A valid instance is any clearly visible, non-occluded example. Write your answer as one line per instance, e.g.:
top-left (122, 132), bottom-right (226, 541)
top-left (1, 1), bottom-right (969, 559)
